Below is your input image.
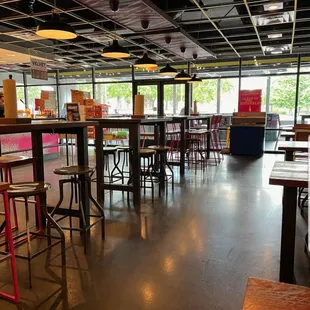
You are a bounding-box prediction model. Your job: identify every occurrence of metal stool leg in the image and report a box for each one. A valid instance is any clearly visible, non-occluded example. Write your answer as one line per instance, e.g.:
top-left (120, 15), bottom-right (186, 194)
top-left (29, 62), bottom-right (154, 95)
top-left (24, 196), bottom-right (32, 288)
top-left (77, 181), bottom-right (87, 254)
top-left (1, 190), bottom-right (20, 303)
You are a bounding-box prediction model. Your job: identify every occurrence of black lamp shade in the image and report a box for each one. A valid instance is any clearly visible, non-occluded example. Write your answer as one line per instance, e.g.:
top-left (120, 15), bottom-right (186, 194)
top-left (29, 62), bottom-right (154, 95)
top-left (134, 53), bottom-right (158, 68)
top-left (36, 13), bottom-right (77, 40)
top-left (102, 40), bottom-right (130, 58)
top-left (174, 70), bottom-right (191, 81)
top-left (160, 64), bottom-right (178, 76)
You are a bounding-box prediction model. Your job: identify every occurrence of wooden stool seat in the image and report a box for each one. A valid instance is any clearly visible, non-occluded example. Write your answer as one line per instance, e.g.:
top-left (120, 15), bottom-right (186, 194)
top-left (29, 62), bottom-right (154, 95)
top-left (54, 166), bottom-right (94, 176)
top-left (0, 156), bottom-right (33, 168)
top-left (140, 149), bottom-right (155, 157)
top-left (103, 146), bottom-right (119, 154)
top-left (148, 145), bottom-right (170, 152)
top-left (8, 182), bottom-right (50, 198)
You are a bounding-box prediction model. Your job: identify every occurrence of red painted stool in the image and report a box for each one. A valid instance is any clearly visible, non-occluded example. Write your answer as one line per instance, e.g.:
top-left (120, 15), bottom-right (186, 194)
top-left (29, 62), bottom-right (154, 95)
top-left (0, 182), bottom-right (20, 303)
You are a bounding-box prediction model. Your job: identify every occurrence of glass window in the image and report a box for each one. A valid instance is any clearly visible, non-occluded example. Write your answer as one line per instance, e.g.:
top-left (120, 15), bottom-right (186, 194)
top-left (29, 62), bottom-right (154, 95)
top-left (192, 79), bottom-right (218, 113)
top-left (95, 67), bottom-right (132, 82)
top-left (300, 55), bottom-right (310, 73)
top-left (220, 78), bottom-right (239, 113)
top-left (0, 71), bottom-right (24, 87)
top-left (26, 71), bottom-right (57, 85)
top-left (137, 85), bottom-right (158, 115)
top-left (59, 70), bottom-right (92, 84)
top-left (297, 74), bottom-right (310, 124)
top-left (242, 56), bottom-right (298, 76)
top-left (163, 84), bottom-right (185, 115)
top-left (95, 83), bottom-right (132, 115)
top-left (193, 60), bottom-right (240, 78)
top-left (16, 87), bottom-right (26, 110)
top-left (269, 75), bottom-right (296, 126)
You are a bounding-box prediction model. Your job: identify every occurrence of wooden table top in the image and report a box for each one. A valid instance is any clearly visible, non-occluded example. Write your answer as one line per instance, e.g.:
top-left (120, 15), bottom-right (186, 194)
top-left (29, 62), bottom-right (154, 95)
top-left (278, 141), bottom-right (309, 152)
top-left (242, 278), bottom-right (310, 309)
top-left (269, 161), bottom-right (308, 188)
top-left (0, 120), bottom-right (97, 134)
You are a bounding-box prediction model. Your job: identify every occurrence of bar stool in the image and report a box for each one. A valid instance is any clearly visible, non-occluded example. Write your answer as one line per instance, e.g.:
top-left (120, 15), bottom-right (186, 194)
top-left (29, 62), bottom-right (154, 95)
top-left (0, 155), bottom-right (33, 233)
top-left (148, 145), bottom-right (174, 190)
top-left (0, 182), bottom-right (19, 303)
top-left (52, 166), bottom-right (105, 253)
top-left (186, 131), bottom-right (206, 169)
top-left (128, 149), bottom-right (160, 201)
top-left (102, 146), bottom-right (123, 183)
top-left (5, 181), bottom-right (65, 289)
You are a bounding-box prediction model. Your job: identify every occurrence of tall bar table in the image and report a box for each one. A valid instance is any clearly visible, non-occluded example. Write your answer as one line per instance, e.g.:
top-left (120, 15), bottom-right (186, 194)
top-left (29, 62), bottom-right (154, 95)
top-left (269, 161), bottom-right (308, 283)
top-left (89, 117), bottom-right (172, 211)
top-left (0, 120), bottom-right (97, 227)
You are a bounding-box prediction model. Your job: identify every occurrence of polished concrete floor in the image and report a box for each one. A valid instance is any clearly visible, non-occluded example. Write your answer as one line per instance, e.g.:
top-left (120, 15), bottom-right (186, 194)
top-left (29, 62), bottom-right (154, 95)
top-left (0, 150), bottom-right (309, 309)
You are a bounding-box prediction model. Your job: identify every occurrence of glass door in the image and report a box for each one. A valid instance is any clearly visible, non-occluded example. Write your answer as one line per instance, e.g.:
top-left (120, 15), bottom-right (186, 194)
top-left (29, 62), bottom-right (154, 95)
top-left (163, 84), bottom-right (185, 115)
top-left (137, 84), bottom-right (158, 115)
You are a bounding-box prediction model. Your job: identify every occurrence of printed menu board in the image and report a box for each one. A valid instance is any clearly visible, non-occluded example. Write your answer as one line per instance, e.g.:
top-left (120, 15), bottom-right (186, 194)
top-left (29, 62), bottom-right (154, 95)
top-left (238, 90), bottom-right (262, 112)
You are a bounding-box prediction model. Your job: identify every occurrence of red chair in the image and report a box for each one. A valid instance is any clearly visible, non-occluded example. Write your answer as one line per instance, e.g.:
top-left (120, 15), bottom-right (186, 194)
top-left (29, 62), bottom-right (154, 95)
top-left (0, 182), bottom-right (20, 303)
top-left (166, 123), bottom-right (181, 160)
top-left (209, 115), bottom-right (224, 165)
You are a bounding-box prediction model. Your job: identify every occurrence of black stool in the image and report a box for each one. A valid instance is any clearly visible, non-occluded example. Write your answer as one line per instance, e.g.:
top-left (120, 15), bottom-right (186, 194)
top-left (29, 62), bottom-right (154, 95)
top-left (52, 166), bottom-right (105, 253)
top-left (102, 146), bottom-right (124, 183)
top-left (4, 182), bottom-right (66, 288)
top-left (148, 145), bottom-right (174, 190)
top-left (117, 146), bottom-right (130, 173)
top-left (128, 149), bottom-right (160, 201)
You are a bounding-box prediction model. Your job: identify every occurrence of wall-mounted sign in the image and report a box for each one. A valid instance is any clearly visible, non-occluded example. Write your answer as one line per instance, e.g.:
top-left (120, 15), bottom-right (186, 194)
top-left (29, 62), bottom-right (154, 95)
top-left (30, 58), bottom-right (48, 80)
top-left (239, 90), bottom-right (262, 112)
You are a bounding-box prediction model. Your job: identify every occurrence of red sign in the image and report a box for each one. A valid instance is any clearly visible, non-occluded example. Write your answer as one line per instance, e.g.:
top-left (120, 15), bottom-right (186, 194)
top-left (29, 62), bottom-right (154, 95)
top-left (239, 90), bottom-right (262, 112)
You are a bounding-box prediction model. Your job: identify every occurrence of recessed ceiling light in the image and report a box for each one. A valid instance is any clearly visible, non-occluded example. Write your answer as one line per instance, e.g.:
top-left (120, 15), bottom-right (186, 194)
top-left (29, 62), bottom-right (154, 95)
top-left (264, 2), bottom-right (283, 11)
top-left (268, 33), bottom-right (282, 39)
top-left (7, 54), bottom-right (16, 57)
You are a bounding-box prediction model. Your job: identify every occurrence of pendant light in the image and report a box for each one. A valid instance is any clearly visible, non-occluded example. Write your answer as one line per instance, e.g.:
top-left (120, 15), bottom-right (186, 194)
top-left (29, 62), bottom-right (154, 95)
top-left (102, 40), bottom-right (130, 58)
top-left (175, 69), bottom-right (191, 81)
top-left (36, 9), bottom-right (77, 40)
top-left (188, 74), bottom-right (202, 83)
top-left (134, 51), bottom-right (158, 69)
top-left (160, 64), bottom-right (177, 76)
top-left (101, 0), bottom-right (130, 58)
top-left (134, 20), bottom-right (157, 69)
